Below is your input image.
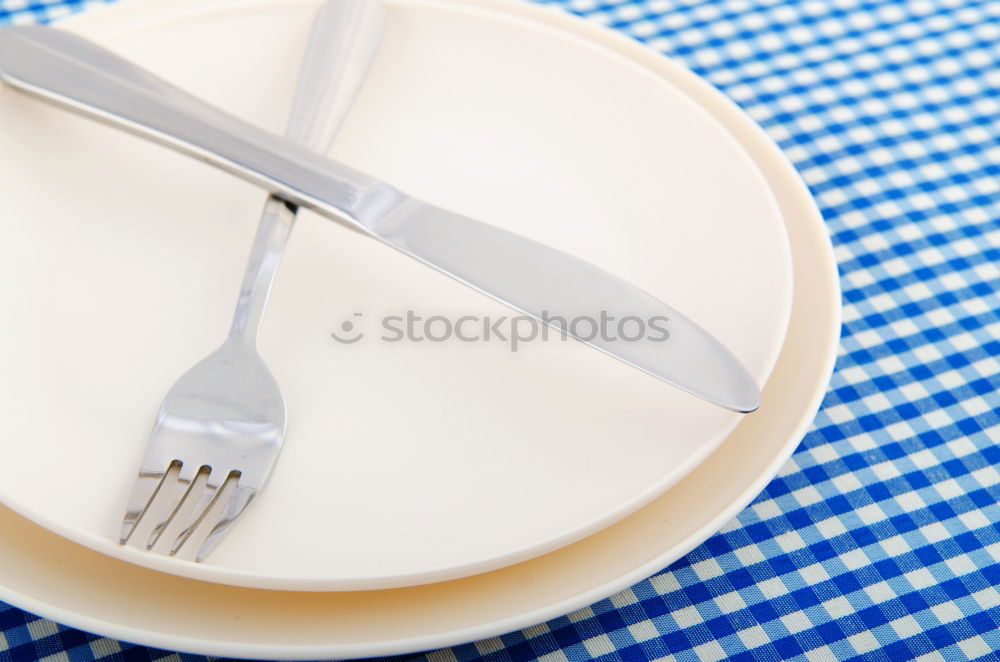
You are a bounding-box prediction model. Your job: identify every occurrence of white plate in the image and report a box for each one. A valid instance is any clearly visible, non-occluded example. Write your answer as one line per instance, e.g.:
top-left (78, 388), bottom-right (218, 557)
top-left (0, 51), bottom-right (838, 653)
top-left (0, 0), bottom-right (793, 589)
top-left (0, 1), bottom-right (839, 657)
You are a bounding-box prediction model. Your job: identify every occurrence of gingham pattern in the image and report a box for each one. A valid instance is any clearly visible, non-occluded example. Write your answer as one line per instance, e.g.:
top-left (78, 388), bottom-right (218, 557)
top-left (2, 0), bottom-right (998, 660)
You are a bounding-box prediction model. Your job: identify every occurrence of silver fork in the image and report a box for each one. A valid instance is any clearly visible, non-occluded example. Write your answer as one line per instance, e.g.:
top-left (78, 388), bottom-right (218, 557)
top-left (118, 0), bottom-right (386, 562)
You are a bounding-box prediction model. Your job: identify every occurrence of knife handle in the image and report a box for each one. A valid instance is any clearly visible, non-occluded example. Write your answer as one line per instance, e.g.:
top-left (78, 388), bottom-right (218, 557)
top-left (0, 25), bottom-right (396, 228)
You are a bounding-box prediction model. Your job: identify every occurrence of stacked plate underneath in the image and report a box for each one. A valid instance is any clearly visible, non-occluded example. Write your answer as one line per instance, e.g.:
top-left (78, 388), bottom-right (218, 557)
top-left (0, 0), bottom-right (839, 657)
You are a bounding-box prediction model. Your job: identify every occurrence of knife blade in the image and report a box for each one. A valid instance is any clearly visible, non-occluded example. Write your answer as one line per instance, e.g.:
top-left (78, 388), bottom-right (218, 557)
top-left (0, 25), bottom-right (760, 412)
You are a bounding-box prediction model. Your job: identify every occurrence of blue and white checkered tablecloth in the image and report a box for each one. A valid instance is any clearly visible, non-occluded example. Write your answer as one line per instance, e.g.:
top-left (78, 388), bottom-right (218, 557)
top-left (2, 0), bottom-right (998, 660)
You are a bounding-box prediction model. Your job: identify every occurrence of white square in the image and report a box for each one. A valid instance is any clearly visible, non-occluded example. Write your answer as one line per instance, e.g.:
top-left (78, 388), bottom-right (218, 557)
top-left (973, 354), bottom-right (1000, 376)
top-left (610, 589), bottom-right (638, 609)
top-left (807, 646), bottom-right (837, 662)
top-left (925, 307), bottom-right (955, 327)
top-left (523, 623), bottom-right (550, 639)
top-left (937, 370), bottom-right (965, 396)
top-left (974, 261), bottom-right (1000, 281)
top-left (823, 596), bottom-right (854, 619)
top-left (848, 270), bottom-right (876, 287)
top-left (939, 271), bottom-right (967, 291)
top-left (933, 479), bottom-right (964, 500)
top-left (869, 293), bottom-right (896, 312)
top-left (856, 504), bottom-right (887, 525)
top-left (861, 581), bottom-right (896, 605)
top-left (970, 465), bottom-right (1000, 487)
top-left (831, 472), bottom-right (863, 493)
top-left (691, 558), bottom-right (725, 581)
top-left (948, 436), bottom-right (977, 458)
top-left (753, 499), bottom-right (783, 521)
top-left (923, 408), bottom-right (952, 429)
top-left (903, 282), bottom-right (933, 302)
top-left (957, 510), bottom-right (990, 530)
top-left (862, 392), bottom-right (893, 413)
top-left (889, 615), bottom-right (922, 638)
top-left (716, 591), bottom-right (748, 615)
top-left (780, 610), bottom-right (813, 634)
top-left (776, 530), bottom-right (807, 553)
top-left (945, 554), bottom-right (977, 577)
top-left (737, 624), bottom-right (770, 649)
top-left (897, 379), bottom-right (930, 407)
top-left (672, 605), bottom-right (704, 628)
top-left (971, 587), bottom-right (1000, 610)
top-left (841, 365), bottom-right (871, 385)
top-left (536, 652), bottom-right (569, 662)
top-left (691, 640), bottom-right (728, 662)
top-left (475, 637), bottom-right (505, 655)
top-left (799, 563), bottom-right (831, 586)
top-left (627, 21), bottom-right (657, 38)
top-left (841, 548), bottom-right (871, 571)
top-left (909, 449), bottom-right (938, 469)
top-left (819, 189), bottom-right (848, 206)
top-left (627, 621), bottom-right (659, 643)
top-left (815, 516), bottom-right (848, 538)
top-left (793, 485), bottom-right (824, 507)
top-left (88, 640), bottom-right (122, 659)
top-left (904, 567), bottom-right (936, 590)
top-left (583, 634), bottom-right (615, 658)
top-left (26, 619), bottom-right (59, 641)
top-left (648, 573), bottom-right (680, 595)
top-left (957, 635), bottom-right (992, 658)
top-left (613, 4), bottom-right (643, 21)
top-left (943, 106), bottom-right (971, 123)
top-left (882, 531), bottom-right (916, 554)
top-left (36, 654), bottom-right (71, 662)
top-left (847, 630), bottom-right (881, 653)
top-left (758, 577), bottom-right (788, 599)
top-left (919, 522), bottom-right (950, 543)
top-left (885, 421), bottom-right (915, 441)
top-left (931, 601), bottom-right (964, 624)
top-left (733, 543), bottom-right (766, 566)
top-left (962, 397), bottom-right (992, 417)
top-left (913, 344), bottom-right (944, 363)
top-left (871, 461), bottom-right (903, 481)
top-left (883, 257), bottom-right (910, 277)
top-left (810, 444), bottom-right (840, 465)
top-left (896, 491), bottom-right (927, 513)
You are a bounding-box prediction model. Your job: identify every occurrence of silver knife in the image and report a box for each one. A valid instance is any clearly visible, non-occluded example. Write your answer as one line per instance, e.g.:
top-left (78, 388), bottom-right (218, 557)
top-left (0, 25), bottom-right (760, 412)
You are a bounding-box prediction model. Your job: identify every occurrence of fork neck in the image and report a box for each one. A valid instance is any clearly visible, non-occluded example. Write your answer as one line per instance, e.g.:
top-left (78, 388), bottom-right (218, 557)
top-left (228, 195), bottom-right (297, 348)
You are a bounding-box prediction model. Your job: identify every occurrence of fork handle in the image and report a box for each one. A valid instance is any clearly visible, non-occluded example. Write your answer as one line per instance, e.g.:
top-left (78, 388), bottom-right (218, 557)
top-left (229, 0), bottom-right (386, 344)
top-left (285, 0), bottom-right (385, 150)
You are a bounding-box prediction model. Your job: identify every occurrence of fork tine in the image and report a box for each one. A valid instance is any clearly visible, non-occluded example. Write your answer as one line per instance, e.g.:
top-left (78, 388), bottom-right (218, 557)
top-left (141, 463), bottom-right (202, 550)
top-left (149, 465), bottom-right (214, 555)
top-left (193, 483), bottom-right (257, 562)
top-left (119, 469), bottom-right (167, 544)
top-left (166, 468), bottom-right (231, 559)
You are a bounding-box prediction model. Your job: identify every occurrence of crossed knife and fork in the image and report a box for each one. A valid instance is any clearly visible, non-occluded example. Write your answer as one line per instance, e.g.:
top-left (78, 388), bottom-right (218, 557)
top-left (0, 0), bottom-right (759, 561)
